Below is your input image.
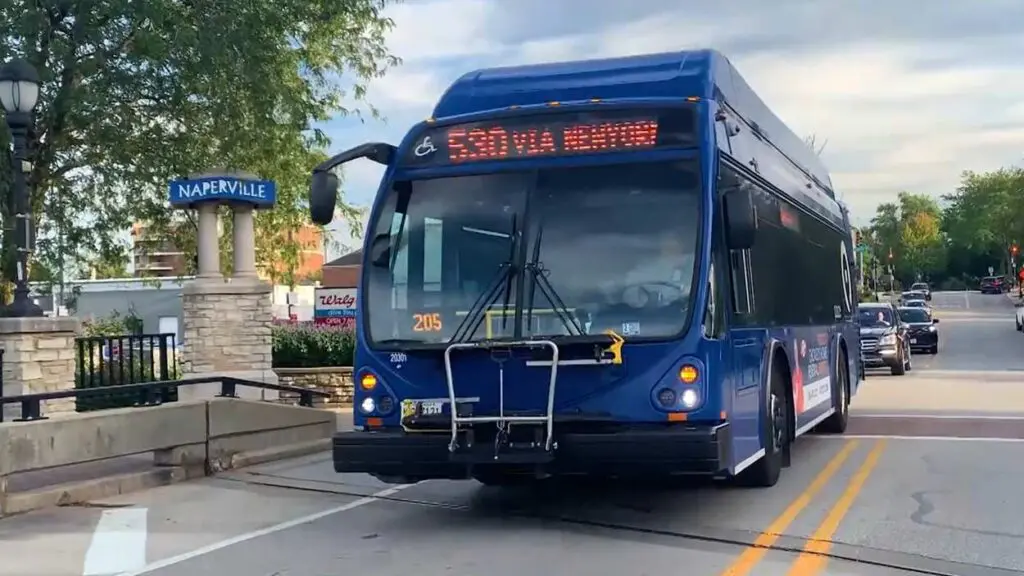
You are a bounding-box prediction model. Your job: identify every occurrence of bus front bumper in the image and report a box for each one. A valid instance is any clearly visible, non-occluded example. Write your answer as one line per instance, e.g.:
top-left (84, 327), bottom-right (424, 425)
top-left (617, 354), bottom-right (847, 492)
top-left (332, 423), bottom-right (733, 481)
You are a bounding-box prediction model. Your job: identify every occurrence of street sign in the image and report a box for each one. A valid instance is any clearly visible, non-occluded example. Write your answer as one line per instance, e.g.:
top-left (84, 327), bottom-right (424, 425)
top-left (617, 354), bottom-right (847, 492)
top-left (856, 244), bottom-right (869, 253)
top-left (168, 175), bottom-right (277, 208)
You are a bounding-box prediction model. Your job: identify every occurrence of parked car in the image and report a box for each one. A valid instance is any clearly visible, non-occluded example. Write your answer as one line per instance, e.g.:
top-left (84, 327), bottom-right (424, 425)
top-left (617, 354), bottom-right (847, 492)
top-left (902, 299), bottom-right (931, 315)
top-left (898, 306), bottom-right (939, 354)
top-left (909, 282), bottom-right (932, 301)
top-left (981, 275), bottom-right (1009, 294)
top-left (1015, 302), bottom-right (1024, 331)
top-left (857, 302), bottom-right (912, 375)
top-left (901, 290), bottom-right (929, 304)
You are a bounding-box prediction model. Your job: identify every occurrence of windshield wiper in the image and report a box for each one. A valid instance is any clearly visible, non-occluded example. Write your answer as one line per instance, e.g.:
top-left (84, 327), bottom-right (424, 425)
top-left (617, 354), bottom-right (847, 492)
top-left (524, 221), bottom-right (585, 337)
top-left (450, 215), bottom-right (519, 344)
top-left (449, 261), bottom-right (516, 343)
top-left (374, 338), bottom-right (433, 348)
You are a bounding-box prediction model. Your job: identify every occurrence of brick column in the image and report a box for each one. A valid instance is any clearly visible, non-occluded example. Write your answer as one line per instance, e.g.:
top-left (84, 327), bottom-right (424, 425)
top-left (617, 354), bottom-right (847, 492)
top-left (178, 280), bottom-right (278, 401)
top-left (0, 317), bottom-right (80, 420)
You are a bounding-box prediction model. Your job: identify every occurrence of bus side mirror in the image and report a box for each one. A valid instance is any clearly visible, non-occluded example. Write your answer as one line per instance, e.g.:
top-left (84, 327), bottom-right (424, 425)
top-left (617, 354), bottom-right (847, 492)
top-left (308, 142), bottom-right (397, 226)
top-left (724, 186), bottom-right (757, 250)
top-left (310, 171), bottom-right (340, 225)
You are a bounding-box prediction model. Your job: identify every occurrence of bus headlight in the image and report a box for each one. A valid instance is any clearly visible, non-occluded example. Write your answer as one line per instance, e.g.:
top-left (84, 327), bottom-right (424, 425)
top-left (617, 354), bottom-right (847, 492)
top-left (360, 397), bottom-right (376, 414)
top-left (680, 388), bottom-right (699, 409)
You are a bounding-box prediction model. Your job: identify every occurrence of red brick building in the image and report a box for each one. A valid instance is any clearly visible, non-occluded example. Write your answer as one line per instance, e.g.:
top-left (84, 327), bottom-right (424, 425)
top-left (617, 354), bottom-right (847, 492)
top-left (322, 250), bottom-right (362, 288)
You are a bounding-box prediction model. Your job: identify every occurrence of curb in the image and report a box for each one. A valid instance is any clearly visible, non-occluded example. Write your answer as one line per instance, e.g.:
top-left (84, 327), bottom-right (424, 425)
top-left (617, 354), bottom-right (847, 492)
top-left (0, 465), bottom-right (202, 517)
top-left (0, 439), bottom-right (332, 518)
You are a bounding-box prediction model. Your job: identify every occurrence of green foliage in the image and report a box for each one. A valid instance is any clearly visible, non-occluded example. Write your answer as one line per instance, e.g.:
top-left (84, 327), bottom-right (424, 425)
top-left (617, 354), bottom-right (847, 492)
top-left (1, 0), bottom-right (398, 290)
top-left (81, 308), bottom-right (144, 336)
top-left (272, 322), bottom-right (354, 367)
top-left (858, 286), bottom-right (878, 303)
top-left (860, 168), bottom-right (1024, 288)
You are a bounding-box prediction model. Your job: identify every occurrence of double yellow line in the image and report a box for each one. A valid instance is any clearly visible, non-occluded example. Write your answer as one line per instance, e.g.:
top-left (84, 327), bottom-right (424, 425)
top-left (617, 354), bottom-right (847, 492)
top-left (720, 439), bottom-right (887, 576)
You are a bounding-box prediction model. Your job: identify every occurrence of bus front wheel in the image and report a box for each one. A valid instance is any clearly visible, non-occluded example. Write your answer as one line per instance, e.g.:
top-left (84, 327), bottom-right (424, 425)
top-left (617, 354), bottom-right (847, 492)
top-left (735, 362), bottom-right (788, 488)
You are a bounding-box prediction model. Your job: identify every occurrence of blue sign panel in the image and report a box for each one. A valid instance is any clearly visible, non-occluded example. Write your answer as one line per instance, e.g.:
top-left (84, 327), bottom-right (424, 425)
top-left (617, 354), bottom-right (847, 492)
top-left (168, 176), bottom-right (277, 207)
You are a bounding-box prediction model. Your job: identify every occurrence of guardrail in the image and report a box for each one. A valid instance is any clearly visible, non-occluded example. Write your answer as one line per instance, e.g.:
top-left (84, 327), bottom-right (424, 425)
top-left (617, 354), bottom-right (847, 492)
top-left (0, 377), bottom-right (335, 516)
top-left (0, 375), bottom-right (329, 421)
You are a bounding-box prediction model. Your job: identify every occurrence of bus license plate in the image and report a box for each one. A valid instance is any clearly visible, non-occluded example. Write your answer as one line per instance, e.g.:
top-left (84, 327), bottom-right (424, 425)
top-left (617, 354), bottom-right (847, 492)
top-left (910, 338), bottom-right (917, 344)
top-left (419, 401), bottom-right (444, 416)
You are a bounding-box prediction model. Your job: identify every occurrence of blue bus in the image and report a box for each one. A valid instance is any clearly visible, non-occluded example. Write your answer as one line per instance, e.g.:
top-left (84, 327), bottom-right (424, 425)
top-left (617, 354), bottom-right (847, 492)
top-left (309, 49), bottom-right (861, 488)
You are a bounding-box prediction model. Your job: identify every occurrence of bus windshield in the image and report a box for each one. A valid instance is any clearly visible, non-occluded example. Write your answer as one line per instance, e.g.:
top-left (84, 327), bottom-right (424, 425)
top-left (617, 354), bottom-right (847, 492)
top-left (857, 306), bottom-right (894, 328)
top-left (363, 160), bottom-right (702, 345)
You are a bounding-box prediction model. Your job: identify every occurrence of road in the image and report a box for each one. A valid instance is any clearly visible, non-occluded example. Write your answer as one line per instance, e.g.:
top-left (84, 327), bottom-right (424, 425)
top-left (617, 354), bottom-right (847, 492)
top-left (4, 290), bottom-right (1024, 576)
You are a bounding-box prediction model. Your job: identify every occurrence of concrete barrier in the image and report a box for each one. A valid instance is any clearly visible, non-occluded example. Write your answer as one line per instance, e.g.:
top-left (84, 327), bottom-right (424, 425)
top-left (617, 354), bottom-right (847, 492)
top-left (0, 398), bottom-right (334, 516)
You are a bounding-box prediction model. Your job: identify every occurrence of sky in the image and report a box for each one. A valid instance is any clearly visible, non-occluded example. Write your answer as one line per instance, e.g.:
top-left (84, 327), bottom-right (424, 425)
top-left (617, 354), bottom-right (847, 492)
top-left (319, 0), bottom-right (1024, 258)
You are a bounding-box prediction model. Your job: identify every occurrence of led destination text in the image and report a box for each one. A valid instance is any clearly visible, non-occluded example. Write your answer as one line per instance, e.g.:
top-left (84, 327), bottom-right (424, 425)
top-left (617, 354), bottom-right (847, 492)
top-left (447, 119), bottom-right (659, 163)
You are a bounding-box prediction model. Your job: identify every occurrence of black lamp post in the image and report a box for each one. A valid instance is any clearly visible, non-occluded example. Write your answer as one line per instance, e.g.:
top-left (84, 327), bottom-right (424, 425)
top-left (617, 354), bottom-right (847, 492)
top-left (0, 58), bottom-right (43, 317)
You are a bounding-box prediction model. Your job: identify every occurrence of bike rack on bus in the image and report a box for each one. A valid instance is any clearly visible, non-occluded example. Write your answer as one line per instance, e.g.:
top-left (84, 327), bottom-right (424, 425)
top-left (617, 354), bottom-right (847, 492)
top-left (443, 339), bottom-right (559, 458)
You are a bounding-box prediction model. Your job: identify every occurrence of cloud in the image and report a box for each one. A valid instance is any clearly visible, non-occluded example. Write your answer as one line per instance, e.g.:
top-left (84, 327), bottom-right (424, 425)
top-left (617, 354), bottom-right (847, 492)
top-left (320, 0), bottom-right (1024, 248)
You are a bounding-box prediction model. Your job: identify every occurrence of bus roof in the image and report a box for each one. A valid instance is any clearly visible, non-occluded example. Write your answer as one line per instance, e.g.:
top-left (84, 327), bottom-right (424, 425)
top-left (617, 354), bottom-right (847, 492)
top-left (432, 49), bottom-right (833, 195)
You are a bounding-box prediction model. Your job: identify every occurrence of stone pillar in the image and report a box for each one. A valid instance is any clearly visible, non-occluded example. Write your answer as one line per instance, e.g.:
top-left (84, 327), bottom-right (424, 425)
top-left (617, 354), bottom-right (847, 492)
top-left (172, 169), bottom-right (278, 402)
top-left (178, 280), bottom-right (278, 401)
top-left (196, 203), bottom-right (221, 279)
top-left (0, 317), bottom-right (80, 420)
top-left (231, 205), bottom-right (257, 280)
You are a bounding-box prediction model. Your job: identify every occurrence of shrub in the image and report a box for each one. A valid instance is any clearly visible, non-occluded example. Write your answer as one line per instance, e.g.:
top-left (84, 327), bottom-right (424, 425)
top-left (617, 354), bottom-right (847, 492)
top-left (858, 286), bottom-right (878, 303)
top-left (272, 321), bottom-right (355, 368)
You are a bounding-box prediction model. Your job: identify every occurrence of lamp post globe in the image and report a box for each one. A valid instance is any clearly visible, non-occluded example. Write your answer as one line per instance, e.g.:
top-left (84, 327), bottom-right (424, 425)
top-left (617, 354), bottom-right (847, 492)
top-left (0, 58), bottom-right (40, 115)
top-left (1, 57), bottom-right (43, 318)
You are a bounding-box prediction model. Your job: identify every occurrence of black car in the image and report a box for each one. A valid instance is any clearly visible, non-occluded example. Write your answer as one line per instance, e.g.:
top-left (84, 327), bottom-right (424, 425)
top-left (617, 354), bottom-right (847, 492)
top-left (909, 282), bottom-right (932, 301)
top-left (857, 302), bottom-right (912, 375)
top-left (898, 306), bottom-right (939, 354)
top-left (981, 275), bottom-right (1008, 294)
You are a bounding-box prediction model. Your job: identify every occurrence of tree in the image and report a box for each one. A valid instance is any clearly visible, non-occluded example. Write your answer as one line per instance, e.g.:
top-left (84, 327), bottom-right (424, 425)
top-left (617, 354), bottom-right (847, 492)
top-left (867, 192), bottom-right (945, 285)
top-left (1, 0), bottom-right (398, 292)
top-left (941, 168), bottom-right (1024, 279)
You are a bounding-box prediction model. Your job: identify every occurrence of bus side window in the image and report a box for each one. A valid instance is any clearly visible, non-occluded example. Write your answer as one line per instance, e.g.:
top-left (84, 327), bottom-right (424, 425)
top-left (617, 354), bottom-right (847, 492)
top-left (719, 166), bottom-right (755, 318)
top-left (730, 249), bottom-right (754, 316)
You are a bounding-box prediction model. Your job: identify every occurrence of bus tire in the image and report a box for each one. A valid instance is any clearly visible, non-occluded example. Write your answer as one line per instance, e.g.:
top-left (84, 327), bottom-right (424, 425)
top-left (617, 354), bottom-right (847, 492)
top-left (817, 347), bottom-right (849, 434)
top-left (735, 361), bottom-right (787, 488)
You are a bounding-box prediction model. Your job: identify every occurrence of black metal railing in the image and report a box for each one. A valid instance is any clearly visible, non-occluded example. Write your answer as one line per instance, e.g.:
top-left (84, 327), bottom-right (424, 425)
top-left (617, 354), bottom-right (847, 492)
top-left (0, 376), bottom-right (330, 422)
top-left (0, 348), bottom-right (6, 423)
top-left (76, 333), bottom-right (179, 412)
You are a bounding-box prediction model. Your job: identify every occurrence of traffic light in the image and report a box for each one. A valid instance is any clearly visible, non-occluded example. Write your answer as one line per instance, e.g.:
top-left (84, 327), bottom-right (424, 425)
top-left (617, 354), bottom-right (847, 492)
top-left (888, 248), bottom-right (894, 261)
top-left (1012, 245), bottom-right (1019, 256)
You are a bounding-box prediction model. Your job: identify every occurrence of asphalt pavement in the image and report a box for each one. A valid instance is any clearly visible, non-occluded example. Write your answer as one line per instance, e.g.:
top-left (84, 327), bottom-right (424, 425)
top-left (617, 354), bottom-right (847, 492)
top-left (4, 290), bottom-right (1024, 576)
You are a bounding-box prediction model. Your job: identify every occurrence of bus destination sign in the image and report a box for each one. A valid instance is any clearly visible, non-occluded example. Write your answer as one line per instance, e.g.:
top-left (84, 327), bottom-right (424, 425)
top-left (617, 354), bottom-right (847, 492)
top-left (402, 107), bottom-right (695, 167)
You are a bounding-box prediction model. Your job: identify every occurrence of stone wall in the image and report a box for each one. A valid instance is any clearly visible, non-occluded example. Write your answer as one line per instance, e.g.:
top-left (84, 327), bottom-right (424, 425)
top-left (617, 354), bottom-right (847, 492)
top-left (0, 317), bottom-right (81, 419)
top-left (179, 280), bottom-right (277, 401)
top-left (181, 282), bottom-right (273, 374)
top-left (273, 367), bottom-right (353, 409)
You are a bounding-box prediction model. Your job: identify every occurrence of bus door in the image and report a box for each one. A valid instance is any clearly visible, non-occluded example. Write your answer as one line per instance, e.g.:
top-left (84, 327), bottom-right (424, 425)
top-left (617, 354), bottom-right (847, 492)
top-left (721, 245), bottom-right (766, 466)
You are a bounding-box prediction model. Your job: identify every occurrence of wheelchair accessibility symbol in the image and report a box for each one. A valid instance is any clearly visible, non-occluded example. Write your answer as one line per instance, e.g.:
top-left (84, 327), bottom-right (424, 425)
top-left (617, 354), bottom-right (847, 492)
top-left (414, 136), bottom-right (437, 158)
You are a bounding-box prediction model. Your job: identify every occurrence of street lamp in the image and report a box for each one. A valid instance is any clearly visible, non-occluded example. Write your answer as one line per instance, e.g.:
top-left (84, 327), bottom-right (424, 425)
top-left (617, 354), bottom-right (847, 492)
top-left (0, 58), bottom-right (43, 317)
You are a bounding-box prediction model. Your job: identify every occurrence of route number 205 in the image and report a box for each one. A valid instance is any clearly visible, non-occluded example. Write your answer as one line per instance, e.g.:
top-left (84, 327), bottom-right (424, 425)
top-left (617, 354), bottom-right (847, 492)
top-left (412, 312), bottom-right (443, 332)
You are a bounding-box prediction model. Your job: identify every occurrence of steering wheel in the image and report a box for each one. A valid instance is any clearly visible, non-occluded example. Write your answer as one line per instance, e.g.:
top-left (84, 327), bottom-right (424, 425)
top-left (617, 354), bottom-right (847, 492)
top-left (621, 282), bottom-right (687, 309)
